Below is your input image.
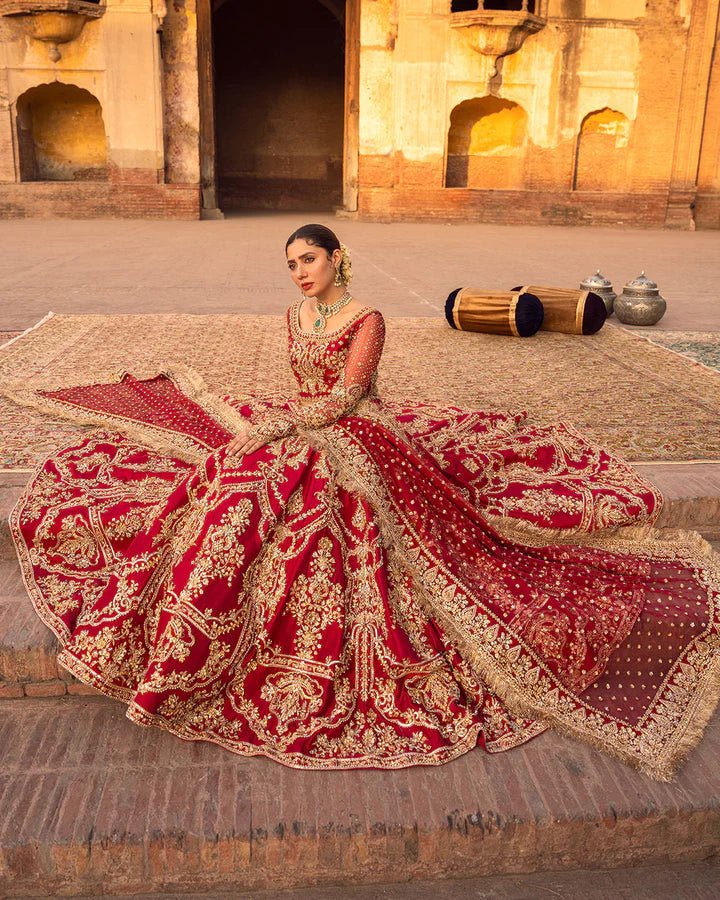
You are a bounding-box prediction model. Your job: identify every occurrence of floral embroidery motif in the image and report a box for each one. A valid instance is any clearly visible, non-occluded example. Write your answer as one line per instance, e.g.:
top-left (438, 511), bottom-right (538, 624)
top-left (286, 537), bottom-right (344, 658)
top-left (261, 673), bottom-right (324, 733)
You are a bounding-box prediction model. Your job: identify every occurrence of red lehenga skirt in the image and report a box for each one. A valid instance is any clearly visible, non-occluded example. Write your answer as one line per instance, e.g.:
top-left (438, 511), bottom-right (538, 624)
top-left (6, 369), bottom-right (720, 779)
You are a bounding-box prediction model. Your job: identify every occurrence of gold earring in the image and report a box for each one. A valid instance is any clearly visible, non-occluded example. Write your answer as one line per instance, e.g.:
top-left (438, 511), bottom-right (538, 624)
top-left (333, 267), bottom-right (343, 287)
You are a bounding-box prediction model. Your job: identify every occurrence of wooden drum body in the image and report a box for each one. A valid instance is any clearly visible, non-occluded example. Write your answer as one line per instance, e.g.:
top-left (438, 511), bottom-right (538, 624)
top-left (445, 288), bottom-right (544, 337)
top-left (511, 285), bottom-right (607, 335)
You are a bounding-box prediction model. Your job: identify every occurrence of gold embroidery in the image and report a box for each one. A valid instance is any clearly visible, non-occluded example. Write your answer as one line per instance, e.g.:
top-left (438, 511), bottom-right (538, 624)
top-left (9, 300), bottom-right (719, 779)
top-left (286, 536), bottom-right (344, 658)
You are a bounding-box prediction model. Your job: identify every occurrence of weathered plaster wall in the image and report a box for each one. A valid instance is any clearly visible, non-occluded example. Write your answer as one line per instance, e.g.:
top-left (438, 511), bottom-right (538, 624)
top-left (356, 0), bottom-right (719, 227)
top-left (0, 0), bottom-right (717, 225)
top-left (0, 1), bottom-right (164, 181)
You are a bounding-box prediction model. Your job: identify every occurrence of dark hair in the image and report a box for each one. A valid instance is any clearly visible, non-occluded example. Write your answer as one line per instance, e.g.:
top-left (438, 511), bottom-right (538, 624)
top-left (285, 223), bottom-right (340, 257)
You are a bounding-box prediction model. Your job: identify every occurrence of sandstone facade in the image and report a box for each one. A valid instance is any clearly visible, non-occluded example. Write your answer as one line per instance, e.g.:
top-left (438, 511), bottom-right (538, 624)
top-left (0, 0), bottom-right (718, 227)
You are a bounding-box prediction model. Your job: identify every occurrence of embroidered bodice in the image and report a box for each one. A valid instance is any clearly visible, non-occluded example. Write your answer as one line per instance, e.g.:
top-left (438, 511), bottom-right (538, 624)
top-left (250, 300), bottom-right (386, 441)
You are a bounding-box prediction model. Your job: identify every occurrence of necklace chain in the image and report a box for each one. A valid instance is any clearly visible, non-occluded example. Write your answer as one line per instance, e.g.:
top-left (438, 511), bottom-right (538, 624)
top-left (312, 290), bottom-right (352, 333)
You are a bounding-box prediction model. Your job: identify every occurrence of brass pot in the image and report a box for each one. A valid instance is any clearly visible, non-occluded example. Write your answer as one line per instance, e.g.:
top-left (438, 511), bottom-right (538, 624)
top-left (614, 272), bottom-right (667, 326)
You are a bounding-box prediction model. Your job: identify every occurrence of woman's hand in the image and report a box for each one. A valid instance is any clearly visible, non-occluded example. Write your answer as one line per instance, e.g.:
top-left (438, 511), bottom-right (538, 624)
top-left (226, 421), bottom-right (267, 458)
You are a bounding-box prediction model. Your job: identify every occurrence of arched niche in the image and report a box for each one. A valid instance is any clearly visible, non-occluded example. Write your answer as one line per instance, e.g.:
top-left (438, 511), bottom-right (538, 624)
top-left (446, 96), bottom-right (528, 189)
top-left (573, 107), bottom-right (631, 192)
top-left (15, 82), bottom-right (108, 182)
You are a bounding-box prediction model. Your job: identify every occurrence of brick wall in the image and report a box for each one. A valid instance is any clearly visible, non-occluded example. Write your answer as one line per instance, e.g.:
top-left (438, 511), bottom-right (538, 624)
top-left (358, 185), bottom-right (669, 228)
top-left (0, 182), bottom-right (200, 219)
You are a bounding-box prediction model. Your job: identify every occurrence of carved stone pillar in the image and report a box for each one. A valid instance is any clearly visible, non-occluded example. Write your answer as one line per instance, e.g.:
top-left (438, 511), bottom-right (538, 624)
top-left (343, 0), bottom-right (360, 211)
top-left (665, 0), bottom-right (720, 229)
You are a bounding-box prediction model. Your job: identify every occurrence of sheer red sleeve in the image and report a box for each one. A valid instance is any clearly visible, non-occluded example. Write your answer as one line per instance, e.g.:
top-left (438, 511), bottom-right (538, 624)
top-left (250, 310), bottom-right (385, 441)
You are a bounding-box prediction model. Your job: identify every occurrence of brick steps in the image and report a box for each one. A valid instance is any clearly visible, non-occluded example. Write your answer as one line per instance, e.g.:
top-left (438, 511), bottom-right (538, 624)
top-left (0, 697), bottom-right (718, 896)
top-left (2, 466), bottom-right (720, 699)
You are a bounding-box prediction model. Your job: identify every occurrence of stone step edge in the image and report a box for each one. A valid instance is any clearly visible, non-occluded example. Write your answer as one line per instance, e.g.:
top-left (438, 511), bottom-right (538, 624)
top-left (0, 698), bottom-right (719, 896)
top-left (0, 675), bottom-right (104, 700)
top-left (69, 860), bottom-right (720, 900)
top-left (3, 826), bottom-right (719, 900)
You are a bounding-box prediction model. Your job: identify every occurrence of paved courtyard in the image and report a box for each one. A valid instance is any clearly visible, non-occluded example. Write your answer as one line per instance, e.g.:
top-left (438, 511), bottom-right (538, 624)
top-left (2, 212), bottom-right (719, 330)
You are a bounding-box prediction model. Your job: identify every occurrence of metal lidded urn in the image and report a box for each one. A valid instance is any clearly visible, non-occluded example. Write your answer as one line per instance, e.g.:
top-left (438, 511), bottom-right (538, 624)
top-left (580, 270), bottom-right (616, 317)
top-left (614, 271), bottom-right (667, 326)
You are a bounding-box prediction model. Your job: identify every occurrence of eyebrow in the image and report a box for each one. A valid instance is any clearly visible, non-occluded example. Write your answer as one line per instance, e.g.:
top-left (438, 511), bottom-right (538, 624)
top-left (287, 251), bottom-right (316, 264)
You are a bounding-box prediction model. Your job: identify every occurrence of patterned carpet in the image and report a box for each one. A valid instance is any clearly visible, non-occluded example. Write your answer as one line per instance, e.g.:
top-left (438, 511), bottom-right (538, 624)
top-left (638, 330), bottom-right (720, 373)
top-left (1, 313), bottom-right (720, 469)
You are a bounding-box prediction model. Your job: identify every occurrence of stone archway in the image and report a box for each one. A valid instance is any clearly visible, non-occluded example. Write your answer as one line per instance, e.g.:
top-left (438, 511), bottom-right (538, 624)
top-left (198, 0), bottom-right (358, 215)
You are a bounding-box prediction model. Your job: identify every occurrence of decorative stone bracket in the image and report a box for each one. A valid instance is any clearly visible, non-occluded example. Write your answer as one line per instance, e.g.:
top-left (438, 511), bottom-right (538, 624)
top-left (451, 10), bottom-right (546, 62)
top-left (0, 1), bottom-right (106, 62)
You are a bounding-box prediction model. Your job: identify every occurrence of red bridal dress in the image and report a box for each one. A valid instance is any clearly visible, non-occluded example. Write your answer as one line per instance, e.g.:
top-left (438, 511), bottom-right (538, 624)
top-left (9, 301), bottom-right (720, 779)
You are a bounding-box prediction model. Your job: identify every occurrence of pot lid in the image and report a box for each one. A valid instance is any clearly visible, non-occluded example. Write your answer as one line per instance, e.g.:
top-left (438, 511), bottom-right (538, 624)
top-left (581, 269), bottom-right (613, 290)
top-left (623, 271), bottom-right (658, 291)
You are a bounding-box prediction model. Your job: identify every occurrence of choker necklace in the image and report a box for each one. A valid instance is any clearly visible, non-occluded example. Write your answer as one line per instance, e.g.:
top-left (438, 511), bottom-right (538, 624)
top-left (312, 290), bottom-right (352, 333)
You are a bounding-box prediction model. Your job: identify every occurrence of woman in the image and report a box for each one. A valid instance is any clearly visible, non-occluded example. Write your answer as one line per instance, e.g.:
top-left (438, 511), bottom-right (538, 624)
top-left (10, 224), bottom-right (720, 779)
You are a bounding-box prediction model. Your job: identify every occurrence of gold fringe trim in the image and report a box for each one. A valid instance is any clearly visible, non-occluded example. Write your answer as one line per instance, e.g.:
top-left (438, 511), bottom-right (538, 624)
top-left (301, 423), bottom-right (720, 782)
top-left (632, 460), bottom-right (720, 466)
top-left (0, 364), bottom-right (249, 464)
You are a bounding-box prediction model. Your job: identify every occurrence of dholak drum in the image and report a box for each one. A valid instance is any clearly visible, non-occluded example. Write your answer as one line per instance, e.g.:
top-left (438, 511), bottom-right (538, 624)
top-left (511, 285), bottom-right (607, 335)
top-left (445, 288), bottom-right (544, 337)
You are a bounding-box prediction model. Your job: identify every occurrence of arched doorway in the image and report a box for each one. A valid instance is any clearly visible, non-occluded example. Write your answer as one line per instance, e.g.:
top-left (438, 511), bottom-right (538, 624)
top-left (210, 0), bottom-right (348, 212)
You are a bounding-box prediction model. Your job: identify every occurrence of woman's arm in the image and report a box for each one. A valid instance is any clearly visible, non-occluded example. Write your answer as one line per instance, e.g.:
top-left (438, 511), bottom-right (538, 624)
top-left (247, 310), bottom-right (386, 443)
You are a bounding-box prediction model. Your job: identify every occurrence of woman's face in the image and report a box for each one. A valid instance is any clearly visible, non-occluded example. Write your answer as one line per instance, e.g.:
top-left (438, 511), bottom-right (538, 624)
top-left (286, 238), bottom-right (341, 299)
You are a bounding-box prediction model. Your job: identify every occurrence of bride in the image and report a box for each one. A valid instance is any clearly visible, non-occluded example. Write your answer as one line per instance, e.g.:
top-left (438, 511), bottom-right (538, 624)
top-left (11, 223), bottom-right (720, 779)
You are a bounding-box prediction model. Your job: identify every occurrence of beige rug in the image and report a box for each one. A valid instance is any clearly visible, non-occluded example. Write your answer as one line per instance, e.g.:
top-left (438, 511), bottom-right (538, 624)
top-left (2, 312), bottom-right (720, 469)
